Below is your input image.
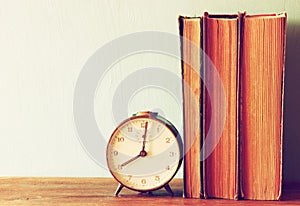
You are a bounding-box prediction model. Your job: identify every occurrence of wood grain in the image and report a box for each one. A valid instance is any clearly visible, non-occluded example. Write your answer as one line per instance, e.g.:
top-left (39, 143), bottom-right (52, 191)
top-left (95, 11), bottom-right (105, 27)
top-left (0, 178), bottom-right (300, 205)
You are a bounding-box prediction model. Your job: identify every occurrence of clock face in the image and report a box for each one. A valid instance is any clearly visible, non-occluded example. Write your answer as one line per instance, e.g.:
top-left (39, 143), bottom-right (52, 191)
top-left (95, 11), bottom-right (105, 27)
top-left (106, 114), bottom-right (182, 192)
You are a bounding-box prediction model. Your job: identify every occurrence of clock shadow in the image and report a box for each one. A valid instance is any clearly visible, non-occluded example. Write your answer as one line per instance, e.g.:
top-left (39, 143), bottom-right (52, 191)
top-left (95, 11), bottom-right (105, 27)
top-left (114, 178), bottom-right (183, 197)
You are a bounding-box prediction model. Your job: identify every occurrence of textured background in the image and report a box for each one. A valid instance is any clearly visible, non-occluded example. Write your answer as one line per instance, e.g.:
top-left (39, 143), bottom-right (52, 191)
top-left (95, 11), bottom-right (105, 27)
top-left (0, 0), bottom-right (299, 182)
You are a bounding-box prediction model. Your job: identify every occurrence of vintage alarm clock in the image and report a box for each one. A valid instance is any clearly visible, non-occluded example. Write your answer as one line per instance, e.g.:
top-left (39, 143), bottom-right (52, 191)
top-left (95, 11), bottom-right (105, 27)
top-left (106, 111), bottom-right (183, 196)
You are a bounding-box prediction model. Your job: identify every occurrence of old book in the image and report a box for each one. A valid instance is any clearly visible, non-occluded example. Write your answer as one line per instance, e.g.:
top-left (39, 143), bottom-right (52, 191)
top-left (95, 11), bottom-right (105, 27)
top-left (203, 12), bottom-right (240, 200)
top-left (240, 13), bottom-right (287, 200)
top-left (179, 16), bottom-right (202, 198)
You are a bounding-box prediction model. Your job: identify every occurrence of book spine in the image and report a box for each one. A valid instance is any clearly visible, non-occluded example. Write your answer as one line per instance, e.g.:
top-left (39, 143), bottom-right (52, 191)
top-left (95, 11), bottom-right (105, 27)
top-left (279, 12), bottom-right (287, 201)
top-left (179, 16), bottom-right (202, 199)
top-left (240, 13), bottom-right (286, 200)
top-left (202, 12), bottom-right (208, 200)
top-left (203, 12), bottom-right (239, 200)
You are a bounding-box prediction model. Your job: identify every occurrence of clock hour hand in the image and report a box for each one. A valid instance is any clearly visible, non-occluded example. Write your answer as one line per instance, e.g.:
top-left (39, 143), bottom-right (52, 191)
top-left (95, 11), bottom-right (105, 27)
top-left (120, 154), bottom-right (141, 167)
top-left (120, 145), bottom-right (150, 167)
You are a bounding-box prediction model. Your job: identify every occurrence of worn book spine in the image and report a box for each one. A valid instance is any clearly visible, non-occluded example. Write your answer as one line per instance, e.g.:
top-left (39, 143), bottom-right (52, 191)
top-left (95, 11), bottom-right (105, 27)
top-left (203, 12), bottom-right (240, 200)
top-left (179, 16), bottom-right (202, 198)
top-left (240, 12), bottom-right (287, 200)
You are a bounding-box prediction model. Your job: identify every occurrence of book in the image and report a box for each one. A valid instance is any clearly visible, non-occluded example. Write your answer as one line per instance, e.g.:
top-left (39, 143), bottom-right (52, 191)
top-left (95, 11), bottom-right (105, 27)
top-left (179, 16), bottom-right (202, 198)
top-left (202, 12), bottom-right (240, 200)
top-left (179, 11), bottom-right (286, 201)
top-left (240, 13), bottom-right (287, 200)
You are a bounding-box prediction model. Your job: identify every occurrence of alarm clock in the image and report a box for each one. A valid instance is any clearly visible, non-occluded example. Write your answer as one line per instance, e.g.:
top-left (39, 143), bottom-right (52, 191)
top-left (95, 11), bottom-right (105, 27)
top-left (106, 111), bottom-right (183, 196)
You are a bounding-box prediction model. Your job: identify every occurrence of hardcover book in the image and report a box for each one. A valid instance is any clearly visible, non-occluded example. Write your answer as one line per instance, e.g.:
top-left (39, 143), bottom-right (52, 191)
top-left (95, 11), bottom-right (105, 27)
top-left (179, 16), bottom-right (202, 199)
top-left (240, 12), bottom-right (286, 200)
top-left (203, 12), bottom-right (240, 200)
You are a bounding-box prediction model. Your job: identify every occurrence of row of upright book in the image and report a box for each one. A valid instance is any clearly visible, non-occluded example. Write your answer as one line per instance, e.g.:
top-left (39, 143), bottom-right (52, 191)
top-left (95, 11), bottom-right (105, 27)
top-left (180, 12), bottom-right (286, 200)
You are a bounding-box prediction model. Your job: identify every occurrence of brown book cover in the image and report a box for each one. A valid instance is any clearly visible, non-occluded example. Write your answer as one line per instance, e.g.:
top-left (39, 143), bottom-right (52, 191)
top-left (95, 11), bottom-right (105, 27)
top-left (179, 16), bottom-right (202, 198)
top-left (240, 12), bottom-right (287, 200)
top-left (203, 12), bottom-right (240, 200)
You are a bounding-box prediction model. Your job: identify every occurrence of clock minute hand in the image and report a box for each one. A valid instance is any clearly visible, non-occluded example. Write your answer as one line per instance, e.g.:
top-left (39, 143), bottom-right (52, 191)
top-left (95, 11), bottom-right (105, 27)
top-left (120, 121), bottom-right (149, 167)
top-left (141, 121), bottom-right (148, 153)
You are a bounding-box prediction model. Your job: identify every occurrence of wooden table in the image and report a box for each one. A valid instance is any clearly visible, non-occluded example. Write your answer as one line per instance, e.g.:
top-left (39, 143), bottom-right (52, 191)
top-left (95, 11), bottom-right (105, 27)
top-left (0, 177), bottom-right (299, 205)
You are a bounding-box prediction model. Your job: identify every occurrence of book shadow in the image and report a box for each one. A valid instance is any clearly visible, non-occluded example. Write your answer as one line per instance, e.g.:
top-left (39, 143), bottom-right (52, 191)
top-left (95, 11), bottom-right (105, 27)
top-left (283, 21), bottom-right (300, 183)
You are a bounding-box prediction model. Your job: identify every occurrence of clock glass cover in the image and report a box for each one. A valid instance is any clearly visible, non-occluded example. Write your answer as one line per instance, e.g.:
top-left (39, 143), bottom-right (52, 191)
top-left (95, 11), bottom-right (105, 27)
top-left (106, 112), bottom-right (182, 192)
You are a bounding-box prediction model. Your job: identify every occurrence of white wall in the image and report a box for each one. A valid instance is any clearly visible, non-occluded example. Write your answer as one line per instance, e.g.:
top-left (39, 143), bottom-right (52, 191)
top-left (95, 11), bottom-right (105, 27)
top-left (0, 0), bottom-right (193, 177)
top-left (1, 0), bottom-right (298, 181)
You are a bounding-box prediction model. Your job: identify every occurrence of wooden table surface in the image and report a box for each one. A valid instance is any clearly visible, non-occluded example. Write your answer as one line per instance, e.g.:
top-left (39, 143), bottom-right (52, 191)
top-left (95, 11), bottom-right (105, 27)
top-left (0, 177), bottom-right (300, 205)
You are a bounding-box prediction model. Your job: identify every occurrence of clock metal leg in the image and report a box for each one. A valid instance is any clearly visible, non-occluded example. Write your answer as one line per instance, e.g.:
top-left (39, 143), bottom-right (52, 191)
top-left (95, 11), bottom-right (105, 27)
top-left (114, 183), bottom-right (124, 196)
top-left (164, 184), bottom-right (174, 197)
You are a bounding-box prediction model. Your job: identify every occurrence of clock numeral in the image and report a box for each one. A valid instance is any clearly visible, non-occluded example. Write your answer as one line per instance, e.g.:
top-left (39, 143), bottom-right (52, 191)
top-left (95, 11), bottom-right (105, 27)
top-left (166, 165), bottom-right (171, 170)
top-left (117, 165), bottom-right (123, 170)
top-left (155, 176), bottom-right (160, 181)
top-left (128, 175), bottom-right (132, 181)
top-left (141, 179), bottom-right (146, 184)
top-left (169, 151), bottom-right (175, 157)
top-left (141, 122), bottom-right (147, 128)
top-left (127, 127), bottom-right (132, 132)
top-left (165, 137), bottom-right (171, 143)
top-left (157, 127), bottom-right (160, 133)
top-left (117, 137), bottom-right (124, 142)
top-left (113, 151), bottom-right (118, 156)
